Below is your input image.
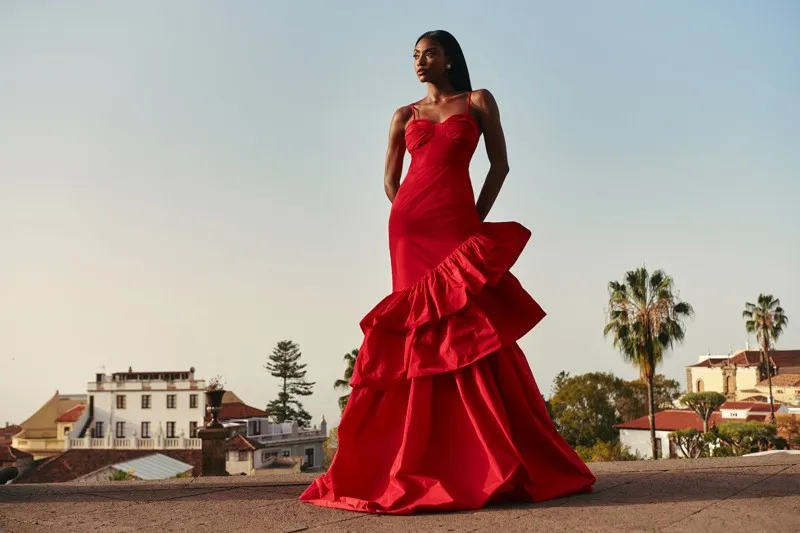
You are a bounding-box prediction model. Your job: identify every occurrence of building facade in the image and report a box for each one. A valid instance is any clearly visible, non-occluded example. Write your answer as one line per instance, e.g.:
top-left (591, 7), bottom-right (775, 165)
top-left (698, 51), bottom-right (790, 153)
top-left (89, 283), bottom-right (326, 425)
top-left (216, 397), bottom-right (327, 474)
top-left (685, 349), bottom-right (800, 405)
top-left (82, 367), bottom-right (207, 445)
top-left (11, 393), bottom-right (86, 459)
top-left (616, 402), bottom-right (791, 459)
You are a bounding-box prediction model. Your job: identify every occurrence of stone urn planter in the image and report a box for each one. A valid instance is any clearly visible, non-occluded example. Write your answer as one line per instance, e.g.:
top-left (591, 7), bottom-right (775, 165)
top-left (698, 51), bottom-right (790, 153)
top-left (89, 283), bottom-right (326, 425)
top-left (205, 375), bottom-right (226, 429)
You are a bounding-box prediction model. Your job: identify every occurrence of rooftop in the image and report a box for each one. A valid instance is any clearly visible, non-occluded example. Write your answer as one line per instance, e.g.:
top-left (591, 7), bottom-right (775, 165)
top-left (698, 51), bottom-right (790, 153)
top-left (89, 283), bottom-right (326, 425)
top-left (1, 454), bottom-right (798, 532)
top-left (109, 453), bottom-right (194, 480)
top-left (15, 449), bottom-right (201, 484)
top-left (0, 446), bottom-right (32, 463)
top-left (615, 406), bottom-right (773, 432)
top-left (217, 401), bottom-right (268, 421)
top-left (54, 405), bottom-right (85, 423)
top-left (689, 349), bottom-right (800, 369)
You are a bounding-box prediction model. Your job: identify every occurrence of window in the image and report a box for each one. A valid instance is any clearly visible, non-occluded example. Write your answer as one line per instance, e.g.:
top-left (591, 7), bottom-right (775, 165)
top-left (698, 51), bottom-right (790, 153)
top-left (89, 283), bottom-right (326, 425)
top-left (238, 451), bottom-right (248, 462)
top-left (115, 422), bottom-right (125, 438)
top-left (93, 421), bottom-right (104, 438)
top-left (262, 450), bottom-right (278, 462)
top-left (249, 420), bottom-right (261, 436)
top-left (281, 450), bottom-right (290, 457)
top-left (141, 395), bottom-right (151, 409)
top-left (63, 426), bottom-right (71, 436)
top-left (305, 447), bottom-right (315, 467)
top-left (190, 394), bottom-right (198, 408)
top-left (167, 395), bottom-right (177, 409)
top-left (166, 422), bottom-right (176, 438)
top-left (116, 395), bottom-right (126, 409)
top-left (189, 422), bottom-right (198, 438)
top-left (696, 379), bottom-right (704, 393)
top-left (141, 422), bottom-right (151, 439)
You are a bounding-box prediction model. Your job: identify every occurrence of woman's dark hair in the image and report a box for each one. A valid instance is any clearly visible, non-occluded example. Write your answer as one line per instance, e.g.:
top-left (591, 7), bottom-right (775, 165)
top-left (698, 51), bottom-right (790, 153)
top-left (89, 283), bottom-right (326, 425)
top-left (416, 30), bottom-right (472, 92)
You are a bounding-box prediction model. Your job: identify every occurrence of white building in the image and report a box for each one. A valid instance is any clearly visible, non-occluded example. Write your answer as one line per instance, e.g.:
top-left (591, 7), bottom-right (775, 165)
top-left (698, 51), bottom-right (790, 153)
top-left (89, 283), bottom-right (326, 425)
top-left (616, 402), bottom-right (790, 459)
top-left (216, 396), bottom-right (327, 474)
top-left (65, 367), bottom-right (206, 450)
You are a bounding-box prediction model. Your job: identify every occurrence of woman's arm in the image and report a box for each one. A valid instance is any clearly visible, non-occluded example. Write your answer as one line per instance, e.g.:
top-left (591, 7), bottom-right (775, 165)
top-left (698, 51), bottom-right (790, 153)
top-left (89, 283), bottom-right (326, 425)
top-left (472, 89), bottom-right (510, 221)
top-left (384, 107), bottom-right (412, 202)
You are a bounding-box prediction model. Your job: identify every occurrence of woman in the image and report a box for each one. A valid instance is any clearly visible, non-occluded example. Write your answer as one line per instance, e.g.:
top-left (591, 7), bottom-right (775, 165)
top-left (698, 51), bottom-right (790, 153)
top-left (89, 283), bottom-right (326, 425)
top-left (300, 30), bottom-right (595, 514)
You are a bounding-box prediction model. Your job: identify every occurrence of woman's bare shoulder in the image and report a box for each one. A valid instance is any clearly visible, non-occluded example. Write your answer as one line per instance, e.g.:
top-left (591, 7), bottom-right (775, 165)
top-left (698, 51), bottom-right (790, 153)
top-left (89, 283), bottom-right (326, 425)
top-left (470, 88), bottom-right (498, 108)
top-left (389, 105), bottom-right (414, 131)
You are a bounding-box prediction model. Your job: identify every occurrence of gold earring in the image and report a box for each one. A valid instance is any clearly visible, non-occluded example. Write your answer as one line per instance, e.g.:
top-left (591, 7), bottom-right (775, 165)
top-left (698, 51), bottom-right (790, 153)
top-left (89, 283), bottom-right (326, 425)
top-left (446, 64), bottom-right (452, 69)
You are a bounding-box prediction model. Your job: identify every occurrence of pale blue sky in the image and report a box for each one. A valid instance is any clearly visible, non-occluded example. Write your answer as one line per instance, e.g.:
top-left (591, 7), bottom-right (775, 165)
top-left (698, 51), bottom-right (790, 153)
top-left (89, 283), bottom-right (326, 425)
top-left (1, 1), bottom-right (798, 428)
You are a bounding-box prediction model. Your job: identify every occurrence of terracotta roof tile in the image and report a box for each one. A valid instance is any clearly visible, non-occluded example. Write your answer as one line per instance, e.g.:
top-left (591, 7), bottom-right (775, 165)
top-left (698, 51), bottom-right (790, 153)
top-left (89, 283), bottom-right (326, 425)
top-left (226, 433), bottom-right (262, 452)
top-left (615, 408), bottom-right (773, 432)
top-left (0, 425), bottom-right (22, 445)
top-left (770, 351), bottom-right (800, 368)
top-left (756, 374), bottom-right (800, 388)
top-left (727, 351), bottom-right (762, 366)
top-left (55, 404), bottom-right (86, 423)
top-left (721, 402), bottom-right (774, 412)
top-left (0, 445), bottom-right (33, 462)
top-left (16, 449), bottom-right (201, 484)
top-left (689, 357), bottom-right (728, 368)
top-left (218, 402), bottom-right (267, 421)
top-left (615, 410), bottom-right (705, 431)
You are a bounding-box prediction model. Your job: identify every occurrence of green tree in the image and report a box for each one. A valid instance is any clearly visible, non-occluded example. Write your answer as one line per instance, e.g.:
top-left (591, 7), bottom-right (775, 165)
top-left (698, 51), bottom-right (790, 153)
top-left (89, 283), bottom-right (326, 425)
top-left (681, 391), bottom-right (726, 433)
top-left (321, 426), bottom-right (339, 470)
top-left (743, 294), bottom-right (789, 422)
top-left (604, 267), bottom-right (693, 459)
top-left (714, 421), bottom-right (777, 456)
top-left (265, 340), bottom-right (315, 428)
top-left (575, 440), bottom-right (640, 463)
top-left (549, 371), bottom-right (622, 447)
top-left (669, 428), bottom-right (707, 458)
top-left (333, 349), bottom-right (358, 413)
top-left (615, 375), bottom-right (682, 422)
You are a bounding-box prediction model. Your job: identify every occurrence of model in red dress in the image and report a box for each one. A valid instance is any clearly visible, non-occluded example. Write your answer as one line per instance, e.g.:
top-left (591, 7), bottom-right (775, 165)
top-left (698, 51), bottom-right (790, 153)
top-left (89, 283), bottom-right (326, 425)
top-left (300, 30), bottom-right (595, 514)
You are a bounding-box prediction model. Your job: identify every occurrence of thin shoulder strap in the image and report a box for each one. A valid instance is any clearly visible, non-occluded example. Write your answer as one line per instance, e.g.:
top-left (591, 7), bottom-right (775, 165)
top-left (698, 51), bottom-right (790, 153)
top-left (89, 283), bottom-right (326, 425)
top-left (465, 91), bottom-right (472, 113)
top-left (409, 103), bottom-right (418, 120)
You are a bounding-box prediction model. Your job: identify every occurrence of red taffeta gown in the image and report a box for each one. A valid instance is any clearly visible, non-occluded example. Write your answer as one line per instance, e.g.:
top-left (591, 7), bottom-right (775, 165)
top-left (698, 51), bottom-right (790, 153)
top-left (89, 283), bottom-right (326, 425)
top-left (300, 94), bottom-right (595, 514)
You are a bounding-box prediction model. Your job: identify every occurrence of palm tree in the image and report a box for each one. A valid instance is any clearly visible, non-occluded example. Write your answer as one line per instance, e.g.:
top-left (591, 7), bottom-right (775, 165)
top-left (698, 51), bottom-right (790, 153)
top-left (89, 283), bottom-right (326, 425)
top-left (334, 349), bottom-right (359, 412)
top-left (604, 267), bottom-right (693, 460)
top-left (743, 294), bottom-right (789, 422)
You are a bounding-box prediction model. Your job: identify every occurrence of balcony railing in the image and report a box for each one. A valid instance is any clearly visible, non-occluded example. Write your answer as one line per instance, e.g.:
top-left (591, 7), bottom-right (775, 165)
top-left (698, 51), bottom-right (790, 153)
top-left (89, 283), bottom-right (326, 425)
top-left (66, 436), bottom-right (201, 451)
top-left (251, 431), bottom-right (325, 444)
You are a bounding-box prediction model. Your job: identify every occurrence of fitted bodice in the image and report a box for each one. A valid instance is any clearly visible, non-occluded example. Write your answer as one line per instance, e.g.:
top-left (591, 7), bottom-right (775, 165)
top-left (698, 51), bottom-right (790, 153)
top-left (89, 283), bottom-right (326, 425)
top-left (388, 110), bottom-right (484, 291)
top-left (404, 113), bottom-right (481, 170)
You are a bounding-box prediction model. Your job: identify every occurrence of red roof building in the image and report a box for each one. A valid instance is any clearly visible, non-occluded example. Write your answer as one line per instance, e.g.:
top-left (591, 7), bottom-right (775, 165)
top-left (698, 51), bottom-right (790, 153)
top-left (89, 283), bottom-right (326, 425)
top-left (55, 404), bottom-right (86, 423)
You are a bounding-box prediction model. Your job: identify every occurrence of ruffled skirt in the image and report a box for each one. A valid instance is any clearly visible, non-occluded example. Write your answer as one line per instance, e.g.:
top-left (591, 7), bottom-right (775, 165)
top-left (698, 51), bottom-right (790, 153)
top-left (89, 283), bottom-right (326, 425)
top-left (300, 222), bottom-right (595, 514)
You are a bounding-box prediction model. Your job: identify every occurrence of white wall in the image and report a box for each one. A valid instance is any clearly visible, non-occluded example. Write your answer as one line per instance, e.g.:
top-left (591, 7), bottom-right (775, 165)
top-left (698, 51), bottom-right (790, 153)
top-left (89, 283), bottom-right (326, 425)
top-left (619, 429), bottom-right (687, 460)
top-left (226, 450), bottom-right (253, 475)
top-left (90, 383), bottom-right (206, 441)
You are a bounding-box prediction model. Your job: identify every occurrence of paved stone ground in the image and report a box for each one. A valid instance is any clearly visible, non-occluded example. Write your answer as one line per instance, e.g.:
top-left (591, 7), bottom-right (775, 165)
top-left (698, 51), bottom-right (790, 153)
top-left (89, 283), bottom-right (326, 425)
top-left (1, 454), bottom-right (798, 532)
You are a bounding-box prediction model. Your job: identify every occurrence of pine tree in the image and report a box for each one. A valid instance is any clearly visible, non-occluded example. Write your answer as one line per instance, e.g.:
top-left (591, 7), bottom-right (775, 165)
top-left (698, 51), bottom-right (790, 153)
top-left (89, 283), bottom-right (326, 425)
top-left (265, 340), bottom-right (315, 428)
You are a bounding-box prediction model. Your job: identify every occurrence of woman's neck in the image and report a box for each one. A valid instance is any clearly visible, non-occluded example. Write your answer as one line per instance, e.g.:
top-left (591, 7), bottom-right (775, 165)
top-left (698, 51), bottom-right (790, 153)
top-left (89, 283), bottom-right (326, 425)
top-left (425, 81), bottom-right (459, 102)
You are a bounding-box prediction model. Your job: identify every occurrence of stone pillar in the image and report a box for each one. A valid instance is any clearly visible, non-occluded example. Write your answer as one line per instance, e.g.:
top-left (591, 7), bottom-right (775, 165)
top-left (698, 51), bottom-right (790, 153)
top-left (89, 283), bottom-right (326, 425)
top-left (198, 427), bottom-right (228, 477)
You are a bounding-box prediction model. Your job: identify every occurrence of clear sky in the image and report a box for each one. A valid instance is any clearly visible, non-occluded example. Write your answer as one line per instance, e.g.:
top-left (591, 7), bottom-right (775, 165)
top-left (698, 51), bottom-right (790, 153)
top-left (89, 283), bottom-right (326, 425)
top-left (1, 1), bottom-right (798, 429)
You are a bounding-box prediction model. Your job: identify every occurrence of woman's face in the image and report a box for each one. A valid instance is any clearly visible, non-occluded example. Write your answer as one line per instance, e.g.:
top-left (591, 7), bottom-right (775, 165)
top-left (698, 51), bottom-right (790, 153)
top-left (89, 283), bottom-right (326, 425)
top-left (413, 38), bottom-right (448, 84)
